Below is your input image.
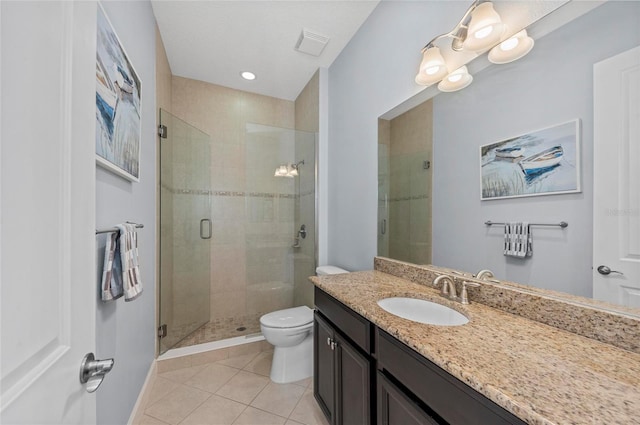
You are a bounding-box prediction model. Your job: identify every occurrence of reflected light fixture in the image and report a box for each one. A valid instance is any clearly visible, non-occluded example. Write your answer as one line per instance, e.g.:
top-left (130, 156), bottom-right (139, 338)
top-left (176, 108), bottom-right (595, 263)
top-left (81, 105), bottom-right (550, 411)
top-left (274, 160), bottom-right (304, 178)
top-left (274, 165), bottom-right (290, 177)
top-left (488, 29), bottom-right (535, 64)
top-left (438, 66), bottom-right (473, 92)
top-left (414, 0), bottom-right (534, 92)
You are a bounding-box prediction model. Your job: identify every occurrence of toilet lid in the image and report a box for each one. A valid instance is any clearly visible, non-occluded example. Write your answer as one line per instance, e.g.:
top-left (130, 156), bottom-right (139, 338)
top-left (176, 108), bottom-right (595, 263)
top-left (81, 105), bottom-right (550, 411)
top-left (260, 306), bottom-right (313, 328)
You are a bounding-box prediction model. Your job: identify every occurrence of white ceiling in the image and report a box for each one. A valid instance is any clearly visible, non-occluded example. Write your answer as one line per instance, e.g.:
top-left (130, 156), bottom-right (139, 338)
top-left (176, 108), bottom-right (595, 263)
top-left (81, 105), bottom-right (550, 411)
top-left (151, 0), bottom-right (380, 101)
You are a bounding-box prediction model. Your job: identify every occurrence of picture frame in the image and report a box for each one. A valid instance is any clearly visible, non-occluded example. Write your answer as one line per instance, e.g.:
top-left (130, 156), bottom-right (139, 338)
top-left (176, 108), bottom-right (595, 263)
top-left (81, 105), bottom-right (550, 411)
top-left (480, 119), bottom-right (581, 200)
top-left (95, 3), bottom-right (142, 182)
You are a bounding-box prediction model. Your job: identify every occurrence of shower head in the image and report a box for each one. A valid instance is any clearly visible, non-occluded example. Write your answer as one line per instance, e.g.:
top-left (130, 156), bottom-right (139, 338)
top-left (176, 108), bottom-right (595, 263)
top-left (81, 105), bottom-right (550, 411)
top-left (289, 160), bottom-right (305, 177)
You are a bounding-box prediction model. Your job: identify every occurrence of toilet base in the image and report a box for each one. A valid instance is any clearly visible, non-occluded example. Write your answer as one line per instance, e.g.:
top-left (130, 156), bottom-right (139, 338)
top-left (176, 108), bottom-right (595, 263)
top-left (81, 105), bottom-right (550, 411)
top-left (269, 332), bottom-right (313, 384)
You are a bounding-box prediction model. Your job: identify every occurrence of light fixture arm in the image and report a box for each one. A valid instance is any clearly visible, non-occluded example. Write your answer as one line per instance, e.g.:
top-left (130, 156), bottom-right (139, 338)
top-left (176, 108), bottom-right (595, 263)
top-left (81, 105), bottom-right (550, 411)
top-left (420, 0), bottom-right (484, 53)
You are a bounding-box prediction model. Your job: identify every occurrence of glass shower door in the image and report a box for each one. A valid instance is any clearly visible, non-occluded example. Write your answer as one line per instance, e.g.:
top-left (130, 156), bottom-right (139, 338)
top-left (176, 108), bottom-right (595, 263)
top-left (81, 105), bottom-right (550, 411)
top-left (159, 109), bottom-right (211, 355)
top-left (243, 123), bottom-right (317, 330)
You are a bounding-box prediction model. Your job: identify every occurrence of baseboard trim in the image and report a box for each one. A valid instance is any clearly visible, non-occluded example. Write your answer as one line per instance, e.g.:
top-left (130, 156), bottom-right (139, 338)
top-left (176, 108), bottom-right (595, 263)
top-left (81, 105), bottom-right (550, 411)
top-left (127, 360), bottom-right (157, 425)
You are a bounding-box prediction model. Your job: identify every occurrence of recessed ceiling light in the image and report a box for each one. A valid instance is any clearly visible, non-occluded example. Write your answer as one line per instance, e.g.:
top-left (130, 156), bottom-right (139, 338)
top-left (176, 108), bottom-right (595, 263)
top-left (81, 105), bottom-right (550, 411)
top-left (240, 71), bottom-right (256, 81)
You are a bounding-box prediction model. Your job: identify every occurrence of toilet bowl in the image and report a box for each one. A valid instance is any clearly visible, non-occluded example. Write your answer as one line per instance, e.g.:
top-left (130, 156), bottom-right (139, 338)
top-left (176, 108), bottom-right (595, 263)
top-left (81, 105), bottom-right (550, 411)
top-left (260, 306), bottom-right (314, 383)
top-left (260, 266), bottom-right (349, 384)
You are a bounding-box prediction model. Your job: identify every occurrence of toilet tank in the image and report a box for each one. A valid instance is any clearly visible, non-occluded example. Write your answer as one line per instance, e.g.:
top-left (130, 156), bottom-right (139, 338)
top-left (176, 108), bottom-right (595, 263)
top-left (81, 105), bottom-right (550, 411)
top-left (316, 265), bottom-right (349, 276)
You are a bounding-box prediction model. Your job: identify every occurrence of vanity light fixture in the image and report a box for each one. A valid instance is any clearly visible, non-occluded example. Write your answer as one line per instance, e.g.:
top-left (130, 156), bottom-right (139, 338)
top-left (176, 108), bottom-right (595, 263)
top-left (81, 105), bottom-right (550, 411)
top-left (488, 29), bottom-right (535, 64)
top-left (462, 2), bottom-right (505, 52)
top-left (415, 0), bottom-right (534, 91)
top-left (438, 66), bottom-right (473, 92)
top-left (415, 46), bottom-right (448, 86)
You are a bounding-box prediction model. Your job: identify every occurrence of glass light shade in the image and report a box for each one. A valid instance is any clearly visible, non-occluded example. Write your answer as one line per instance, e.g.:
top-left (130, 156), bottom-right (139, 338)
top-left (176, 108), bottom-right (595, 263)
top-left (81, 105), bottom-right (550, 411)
top-left (438, 66), bottom-right (473, 92)
top-left (288, 167), bottom-right (298, 177)
top-left (274, 165), bottom-right (288, 177)
top-left (488, 30), bottom-right (535, 64)
top-left (415, 46), bottom-right (448, 86)
top-left (462, 2), bottom-right (505, 52)
top-left (415, 72), bottom-right (434, 86)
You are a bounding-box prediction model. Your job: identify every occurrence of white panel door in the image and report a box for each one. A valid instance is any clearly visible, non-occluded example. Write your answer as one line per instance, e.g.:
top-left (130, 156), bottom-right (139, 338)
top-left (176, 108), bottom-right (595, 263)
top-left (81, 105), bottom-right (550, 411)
top-left (593, 46), bottom-right (640, 308)
top-left (1, 1), bottom-right (97, 423)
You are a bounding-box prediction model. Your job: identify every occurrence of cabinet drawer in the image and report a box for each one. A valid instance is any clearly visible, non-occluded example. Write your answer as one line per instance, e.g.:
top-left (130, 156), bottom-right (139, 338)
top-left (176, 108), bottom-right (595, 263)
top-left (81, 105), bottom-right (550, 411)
top-left (315, 287), bottom-right (372, 353)
top-left (377, 329), bottom-right (526, 425)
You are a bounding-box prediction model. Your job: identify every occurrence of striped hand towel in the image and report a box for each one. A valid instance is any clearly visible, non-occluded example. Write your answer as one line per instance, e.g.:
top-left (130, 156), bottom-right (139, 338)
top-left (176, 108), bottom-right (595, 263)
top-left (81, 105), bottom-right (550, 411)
top-left (101, 231), bottom-right (124, 301)
top-left (116, 223), bottom-right (143, 301)
top-left (504, 222), bottom-right (532, 258)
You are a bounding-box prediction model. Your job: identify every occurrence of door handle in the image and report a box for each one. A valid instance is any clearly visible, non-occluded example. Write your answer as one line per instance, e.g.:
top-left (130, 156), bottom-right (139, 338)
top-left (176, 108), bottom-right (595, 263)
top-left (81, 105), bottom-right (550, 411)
top-left (381, 219), bottom-right (386, 235)
top-left (80, 353), bottom-right (114, 393)
top-left (200, 219), bottom-right (212, 240)
top-left (597, 265), bottom-right (624, 276)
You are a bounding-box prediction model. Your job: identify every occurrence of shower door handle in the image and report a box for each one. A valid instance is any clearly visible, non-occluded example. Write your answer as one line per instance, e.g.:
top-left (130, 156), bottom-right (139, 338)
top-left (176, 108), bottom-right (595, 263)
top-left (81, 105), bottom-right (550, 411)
top-left (200, 219), bottom-right (212, 240)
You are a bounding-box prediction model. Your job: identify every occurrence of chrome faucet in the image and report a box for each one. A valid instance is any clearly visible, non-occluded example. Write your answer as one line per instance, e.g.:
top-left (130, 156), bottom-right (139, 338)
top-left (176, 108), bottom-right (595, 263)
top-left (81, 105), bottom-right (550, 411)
top-left (433, 275), bottom-right (457, 300)
top-left (434, 275), bottom-right (482, 304)
top-left (474, 269), bottom-right (494, 280)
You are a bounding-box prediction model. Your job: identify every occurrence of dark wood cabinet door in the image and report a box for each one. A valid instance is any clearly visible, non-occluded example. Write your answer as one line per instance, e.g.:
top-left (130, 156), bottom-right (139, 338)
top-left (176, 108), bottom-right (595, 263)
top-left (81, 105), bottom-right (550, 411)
top-left (335, 332), bottom-right (371, 425)
top-left (377, 372), bottom-right (440, 425)
top-left (314, 312), bottom-right (335, 424)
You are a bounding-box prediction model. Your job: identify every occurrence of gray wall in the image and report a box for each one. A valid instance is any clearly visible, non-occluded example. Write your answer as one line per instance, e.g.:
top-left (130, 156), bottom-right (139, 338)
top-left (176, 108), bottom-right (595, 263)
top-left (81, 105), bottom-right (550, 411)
top-left (95, 1), bottom-right (157, 424)
top-left (327, 2), bottom-right (640, 295)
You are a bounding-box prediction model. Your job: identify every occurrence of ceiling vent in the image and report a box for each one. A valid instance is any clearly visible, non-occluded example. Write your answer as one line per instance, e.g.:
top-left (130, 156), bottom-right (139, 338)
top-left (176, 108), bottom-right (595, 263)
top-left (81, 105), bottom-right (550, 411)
top-left (295, 28), bottom-right (330, 57)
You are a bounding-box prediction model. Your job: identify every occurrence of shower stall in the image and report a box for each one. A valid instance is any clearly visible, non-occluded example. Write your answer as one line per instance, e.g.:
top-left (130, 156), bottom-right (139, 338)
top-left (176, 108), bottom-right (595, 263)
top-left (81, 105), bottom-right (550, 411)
top-left (159, 110), bottom-right (317, 355)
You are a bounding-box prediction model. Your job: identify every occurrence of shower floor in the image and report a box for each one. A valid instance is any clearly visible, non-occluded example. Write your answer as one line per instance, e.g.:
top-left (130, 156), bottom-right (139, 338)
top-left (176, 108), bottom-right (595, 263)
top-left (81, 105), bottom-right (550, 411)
top-left (173, 313), bottom-right (263, 349)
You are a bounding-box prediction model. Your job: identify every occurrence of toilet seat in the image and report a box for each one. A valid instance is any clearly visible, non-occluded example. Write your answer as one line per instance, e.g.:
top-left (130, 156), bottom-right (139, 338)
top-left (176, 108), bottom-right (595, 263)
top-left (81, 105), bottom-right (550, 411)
top-left (260, 306), bottom-right (313, 328)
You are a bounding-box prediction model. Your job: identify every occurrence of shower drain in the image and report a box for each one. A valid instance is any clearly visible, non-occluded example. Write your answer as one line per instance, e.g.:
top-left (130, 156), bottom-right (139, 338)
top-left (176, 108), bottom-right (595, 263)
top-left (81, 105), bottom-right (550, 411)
top-left (236, 326), bottom-right (246, 332)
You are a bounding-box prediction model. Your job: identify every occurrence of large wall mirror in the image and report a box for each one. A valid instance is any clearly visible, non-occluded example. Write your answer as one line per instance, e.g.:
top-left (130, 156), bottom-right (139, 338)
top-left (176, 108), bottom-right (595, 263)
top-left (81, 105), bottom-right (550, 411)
top-left (377, 1), bottom-right (640, 313)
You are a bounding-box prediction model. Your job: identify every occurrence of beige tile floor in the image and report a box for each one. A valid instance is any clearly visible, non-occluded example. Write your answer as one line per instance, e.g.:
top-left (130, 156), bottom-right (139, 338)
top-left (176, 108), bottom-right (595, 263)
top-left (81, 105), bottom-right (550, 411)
top-left (137, 350), bottom-right (330, 425)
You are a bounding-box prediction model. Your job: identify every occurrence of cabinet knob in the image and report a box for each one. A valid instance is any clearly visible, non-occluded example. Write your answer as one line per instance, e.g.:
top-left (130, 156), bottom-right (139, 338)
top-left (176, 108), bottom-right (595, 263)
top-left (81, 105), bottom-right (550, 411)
top-left (327, 337), bottom-right (331, 346)
top-left (330, 341), bottom-right (337, 351)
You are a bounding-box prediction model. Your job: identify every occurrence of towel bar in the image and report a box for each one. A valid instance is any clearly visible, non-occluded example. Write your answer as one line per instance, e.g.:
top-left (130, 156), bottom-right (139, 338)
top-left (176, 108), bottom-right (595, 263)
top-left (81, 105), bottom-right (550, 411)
top-left (485, 220), bottom-right (568, 228)
top-left (96, 222), bottom-right (144, 235)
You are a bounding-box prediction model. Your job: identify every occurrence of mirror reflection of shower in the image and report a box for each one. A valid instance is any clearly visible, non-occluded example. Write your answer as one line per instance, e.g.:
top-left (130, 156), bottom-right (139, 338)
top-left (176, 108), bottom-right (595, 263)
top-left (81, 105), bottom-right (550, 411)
top-left (274, 159), bottom-right (305, 178)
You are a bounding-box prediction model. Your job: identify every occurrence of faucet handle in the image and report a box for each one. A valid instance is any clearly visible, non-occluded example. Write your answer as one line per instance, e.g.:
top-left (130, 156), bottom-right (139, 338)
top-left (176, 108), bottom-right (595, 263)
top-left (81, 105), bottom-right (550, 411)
top-left (460, 281), bottom-right (481, 305)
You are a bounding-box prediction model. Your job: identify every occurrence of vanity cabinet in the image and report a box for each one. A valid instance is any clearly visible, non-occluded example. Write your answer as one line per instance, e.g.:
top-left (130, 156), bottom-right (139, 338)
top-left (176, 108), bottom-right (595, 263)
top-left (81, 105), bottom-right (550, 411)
top-left (314, 287), bottom-right (527, 425)
top-left (314, 288), bottom-right (373, 425)
top-left (377, 371), bottom-right (439, 425)
top-left (377, 329), bottom-right (527, 425)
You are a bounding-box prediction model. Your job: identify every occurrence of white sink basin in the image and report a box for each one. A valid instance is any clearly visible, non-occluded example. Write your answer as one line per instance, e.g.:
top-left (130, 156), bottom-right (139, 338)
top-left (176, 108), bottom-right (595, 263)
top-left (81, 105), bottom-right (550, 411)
top-left (377, 297), bottom-right (469, 326)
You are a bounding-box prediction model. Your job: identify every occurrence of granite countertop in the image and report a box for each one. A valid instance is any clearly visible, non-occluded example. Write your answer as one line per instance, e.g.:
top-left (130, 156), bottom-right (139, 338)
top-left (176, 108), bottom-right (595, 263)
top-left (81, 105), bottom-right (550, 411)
top-left (311, 270), bottom-right (640, 425)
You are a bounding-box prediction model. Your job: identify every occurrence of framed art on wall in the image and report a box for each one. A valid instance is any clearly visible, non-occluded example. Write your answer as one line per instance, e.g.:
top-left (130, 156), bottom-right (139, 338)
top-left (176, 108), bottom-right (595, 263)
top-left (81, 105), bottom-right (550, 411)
top-left (95, 4), bottom-right (142, 182)
top-left (480, 119), bottom-right (581, 200)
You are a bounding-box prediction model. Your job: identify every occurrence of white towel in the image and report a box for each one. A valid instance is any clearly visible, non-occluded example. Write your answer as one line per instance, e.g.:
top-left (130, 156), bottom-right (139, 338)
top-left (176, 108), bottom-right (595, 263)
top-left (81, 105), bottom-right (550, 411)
top-left (116, 223), bottom-right (143, 301)
top-left (504, 222), bottom-right (532, 258)
top-left (101, 231), bottom-right (124, 301)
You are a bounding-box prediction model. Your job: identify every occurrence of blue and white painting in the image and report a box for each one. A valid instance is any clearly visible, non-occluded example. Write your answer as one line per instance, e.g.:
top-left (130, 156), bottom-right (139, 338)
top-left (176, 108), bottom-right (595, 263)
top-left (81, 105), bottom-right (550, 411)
top-left (96, 5), bottom-right (141, 181)
top-left (480, 120), bottom-right (580, 200)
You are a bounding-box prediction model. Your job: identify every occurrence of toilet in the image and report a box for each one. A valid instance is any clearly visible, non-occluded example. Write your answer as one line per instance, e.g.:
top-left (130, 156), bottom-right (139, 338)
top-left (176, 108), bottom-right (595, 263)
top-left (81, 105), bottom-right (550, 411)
top-left (260, 265), bottom-right (349, 383)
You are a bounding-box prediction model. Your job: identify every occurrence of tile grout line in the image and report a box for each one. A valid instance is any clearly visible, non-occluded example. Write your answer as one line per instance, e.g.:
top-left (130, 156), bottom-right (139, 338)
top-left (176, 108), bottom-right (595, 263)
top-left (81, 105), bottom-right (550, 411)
top-left (175, 392), bottom-right (215, 425)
